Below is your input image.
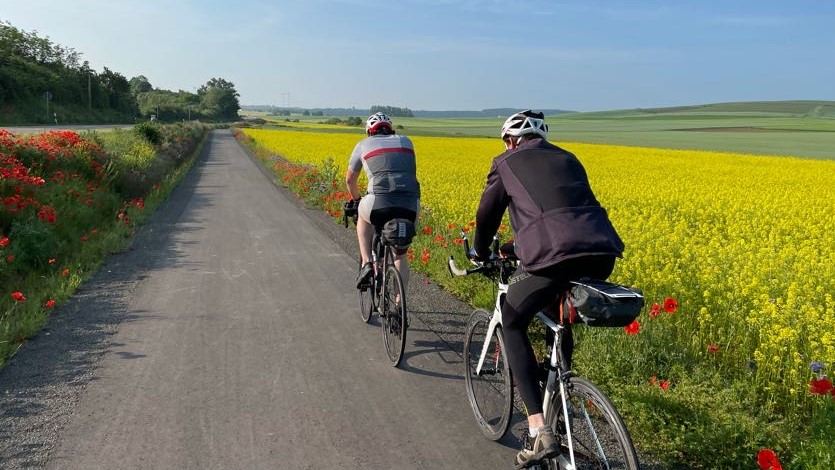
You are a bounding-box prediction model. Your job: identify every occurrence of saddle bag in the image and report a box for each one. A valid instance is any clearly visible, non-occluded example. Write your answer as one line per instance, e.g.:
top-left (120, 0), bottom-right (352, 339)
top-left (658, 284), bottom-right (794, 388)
top-left (382, 218), bottom-right (416, 249)
top-left (560, 278), bottom-right (644, 327)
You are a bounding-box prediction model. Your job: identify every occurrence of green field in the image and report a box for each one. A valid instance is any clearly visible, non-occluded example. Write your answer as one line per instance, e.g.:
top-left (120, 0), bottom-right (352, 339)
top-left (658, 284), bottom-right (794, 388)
top-left (244, 100), bottom-right (835, 160)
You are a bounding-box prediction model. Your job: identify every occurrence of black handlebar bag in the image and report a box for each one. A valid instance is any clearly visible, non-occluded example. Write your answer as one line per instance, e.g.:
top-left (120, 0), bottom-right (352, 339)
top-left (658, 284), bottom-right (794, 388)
top-left (561, 279), bottom-right (645, 327)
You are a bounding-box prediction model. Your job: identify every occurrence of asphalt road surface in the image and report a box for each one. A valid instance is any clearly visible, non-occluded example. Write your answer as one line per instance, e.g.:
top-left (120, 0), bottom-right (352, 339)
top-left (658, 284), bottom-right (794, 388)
top-left (0, 130), bottom-right (523, 469)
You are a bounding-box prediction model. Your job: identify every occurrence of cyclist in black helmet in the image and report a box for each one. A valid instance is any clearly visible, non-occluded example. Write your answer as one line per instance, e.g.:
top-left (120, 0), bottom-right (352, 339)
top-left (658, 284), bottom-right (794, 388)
top-left (345, 112), bottom-right (421, 290)
top-left (471, 110), bottom-right (624, 468)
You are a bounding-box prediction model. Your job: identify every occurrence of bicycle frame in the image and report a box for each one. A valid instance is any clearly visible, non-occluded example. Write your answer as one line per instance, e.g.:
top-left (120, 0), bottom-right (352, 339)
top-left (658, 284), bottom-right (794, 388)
top-left (473, 274), bottom-right (578, 470)
top-left (449, 233), bottom-right (577, 469)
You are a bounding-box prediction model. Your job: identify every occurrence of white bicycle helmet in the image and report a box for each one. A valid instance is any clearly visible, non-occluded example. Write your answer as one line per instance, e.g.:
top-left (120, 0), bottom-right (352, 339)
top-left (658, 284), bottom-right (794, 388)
top-left (500, 110), bottom-right (548, 141)
top-left (366, 112), bottom-right (393, 134)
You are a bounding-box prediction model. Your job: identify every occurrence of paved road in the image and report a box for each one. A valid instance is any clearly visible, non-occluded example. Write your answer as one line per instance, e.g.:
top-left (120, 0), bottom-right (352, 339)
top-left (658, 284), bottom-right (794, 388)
top-left (0, 130), bottom-right (521, 469)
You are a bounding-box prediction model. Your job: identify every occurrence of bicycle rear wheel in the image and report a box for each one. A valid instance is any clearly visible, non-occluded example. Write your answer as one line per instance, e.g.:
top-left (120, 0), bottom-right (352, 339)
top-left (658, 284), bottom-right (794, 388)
top-left (358, 263), bottom-right (373, 323)
top-left (381, 264), bottom-right (407, 367)
top-left (463, 309), bottom-right (513, 441)
top-left (545, 376), bottom-right (639, 470)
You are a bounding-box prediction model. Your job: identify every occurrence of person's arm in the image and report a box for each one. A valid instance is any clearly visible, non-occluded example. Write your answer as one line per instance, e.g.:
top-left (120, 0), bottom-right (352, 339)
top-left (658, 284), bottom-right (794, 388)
top-left (473, 160), bottom-right (509, 258)
top-left (346, 142), bottom-right (363, 201)
top-left (345, 169), bottom-right (361, 201)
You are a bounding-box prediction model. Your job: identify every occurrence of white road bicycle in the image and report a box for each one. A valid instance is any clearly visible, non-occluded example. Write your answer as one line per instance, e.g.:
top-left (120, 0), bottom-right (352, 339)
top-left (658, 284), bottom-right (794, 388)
top-left (448, 234), bottom-right (640, 470)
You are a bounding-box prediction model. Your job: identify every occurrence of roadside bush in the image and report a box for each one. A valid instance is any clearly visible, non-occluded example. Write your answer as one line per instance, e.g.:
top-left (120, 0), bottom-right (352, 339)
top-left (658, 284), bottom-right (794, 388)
top-left (133, 121), bottom-right (163, 145)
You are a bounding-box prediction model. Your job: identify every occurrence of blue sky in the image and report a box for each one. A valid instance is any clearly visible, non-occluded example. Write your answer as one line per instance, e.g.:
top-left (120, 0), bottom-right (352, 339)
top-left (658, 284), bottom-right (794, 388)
top-left (2, 0), bottom-right (834, 111)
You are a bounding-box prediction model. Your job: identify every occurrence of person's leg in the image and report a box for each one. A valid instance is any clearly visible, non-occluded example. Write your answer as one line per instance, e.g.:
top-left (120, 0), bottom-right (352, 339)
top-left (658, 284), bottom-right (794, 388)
top-left (503, 268), bottom-right (566, 467)
top-left (357, 218), bottom-right (374, 265)
top-left (393, 251), bottom-right (409, 289)
top-left (355, 197), bottom-right (377, 288)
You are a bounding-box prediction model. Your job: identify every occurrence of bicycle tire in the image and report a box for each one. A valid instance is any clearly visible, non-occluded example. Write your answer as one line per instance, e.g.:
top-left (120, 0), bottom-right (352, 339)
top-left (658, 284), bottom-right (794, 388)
top-left (358, 263), bottom-right (373, 323)
top-left (381, 264), bottom-right (407, 367)
top-left (545, 376), bottom-right (640, 470)
top-left (463, 309), bottom-right (513, 441)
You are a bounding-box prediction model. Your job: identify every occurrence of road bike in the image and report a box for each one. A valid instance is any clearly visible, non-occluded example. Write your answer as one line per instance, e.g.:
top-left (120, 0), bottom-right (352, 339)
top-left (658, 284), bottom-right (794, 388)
top-left (344, 202), bottom-right (410, 367)
top-left (448, 233), bottom-right (641, 470)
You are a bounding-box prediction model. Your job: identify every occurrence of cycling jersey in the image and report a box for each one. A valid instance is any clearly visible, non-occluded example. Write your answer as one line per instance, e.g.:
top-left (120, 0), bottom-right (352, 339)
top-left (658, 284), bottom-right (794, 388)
top-left (474, 137), bottom-right (623, 272)
top-left (348, 134), bottom-right (421, 210)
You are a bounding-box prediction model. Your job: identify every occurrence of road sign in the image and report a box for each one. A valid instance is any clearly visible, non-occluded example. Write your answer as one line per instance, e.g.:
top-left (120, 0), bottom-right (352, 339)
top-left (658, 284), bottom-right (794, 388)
top-left (43, 91), bottom-right (53, 101)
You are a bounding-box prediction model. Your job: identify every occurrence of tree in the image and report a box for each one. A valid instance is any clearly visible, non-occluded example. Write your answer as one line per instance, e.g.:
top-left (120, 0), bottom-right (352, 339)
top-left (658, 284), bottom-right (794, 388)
top-left (197, 77), bottom-right (240, 120)
top-left (129, 75), bottom-right (153, 96)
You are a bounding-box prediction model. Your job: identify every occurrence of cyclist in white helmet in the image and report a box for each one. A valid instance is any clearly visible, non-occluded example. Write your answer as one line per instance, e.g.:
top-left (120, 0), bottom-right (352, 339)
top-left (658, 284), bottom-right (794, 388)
top-left (471, 110), bottom-right (624, 468)
top-left (345, 112), bottom-right (421, 290)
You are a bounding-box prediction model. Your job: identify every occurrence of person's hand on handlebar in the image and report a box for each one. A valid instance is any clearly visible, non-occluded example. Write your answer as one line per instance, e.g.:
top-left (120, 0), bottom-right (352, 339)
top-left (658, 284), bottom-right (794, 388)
top-left (343, 198), bottom-right (360, 226)
top-left (468, 247), bottom-right (493, 263)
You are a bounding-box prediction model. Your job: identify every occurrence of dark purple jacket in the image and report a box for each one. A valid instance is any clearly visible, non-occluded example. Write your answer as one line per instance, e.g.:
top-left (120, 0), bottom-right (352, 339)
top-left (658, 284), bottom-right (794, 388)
top-left (474, 138), bottom-right (624, 271)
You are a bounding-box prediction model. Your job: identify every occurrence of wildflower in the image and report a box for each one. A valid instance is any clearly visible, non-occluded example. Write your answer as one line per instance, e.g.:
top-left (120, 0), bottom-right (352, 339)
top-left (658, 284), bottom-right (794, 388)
top-left (624, 320), bottom-right (640, 335)
top-left (809, 378), bottom-right (834, 396)
top-left (0, 237), bottom-right (9, 247)
top-left (48, 258), bottom-right (56, 264)
top-left (660, 380), bottom-right (670, 391)
top-left (422, 226), bottom-right (432, 235)
top-left (649, 302), bottom-right (661, 318)
top-left (663, 297), bottom-right (678, 313)
top-left (62, 269), bottom-right (70, 276)
top-left (45, 299), bottom-right (56, 308)
top-left (447, 223), bottom-right (456, 229)
top-left (433, 234), bottom-right (444, 243)
top-left (11, 291), bottom-right (26, 302)
top-left (708, 344), bottom-right (720, 353)
top-left (810, 361), bottom-right (825, 374)
top-left (757, 448), bottom-right (782, 470)
top-left (6, 255), bottom-right (14, 263)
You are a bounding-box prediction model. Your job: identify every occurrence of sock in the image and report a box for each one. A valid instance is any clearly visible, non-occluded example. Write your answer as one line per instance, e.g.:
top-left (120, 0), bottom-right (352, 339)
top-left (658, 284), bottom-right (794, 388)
top-left (529, 425), bottom-right (551, 437)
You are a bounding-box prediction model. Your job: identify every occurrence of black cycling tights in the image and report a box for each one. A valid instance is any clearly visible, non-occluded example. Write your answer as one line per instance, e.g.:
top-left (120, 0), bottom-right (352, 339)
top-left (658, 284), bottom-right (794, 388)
top-left (502, 256), bottom-right (616, 416)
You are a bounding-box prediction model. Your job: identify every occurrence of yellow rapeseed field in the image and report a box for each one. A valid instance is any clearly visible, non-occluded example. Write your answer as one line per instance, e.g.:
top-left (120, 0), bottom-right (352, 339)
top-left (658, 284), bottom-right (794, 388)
top-left (243, 128), bottom-right (835, 406)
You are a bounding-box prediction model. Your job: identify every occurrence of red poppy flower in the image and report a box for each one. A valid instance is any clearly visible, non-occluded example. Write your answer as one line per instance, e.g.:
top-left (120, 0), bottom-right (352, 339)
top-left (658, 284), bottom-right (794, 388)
top-left (649, 376), bottom-right (658, 386)
top-left (45, 299), bottom-right (56, 308)
top-left (48, 258), bottom-right (56, 264)
top-left (624, 320), bottom-right (640, 335)
top-left (708, 344), bottom-right (720, 353)
top-left (0, 237), bottom-right (8, 247)
top-left (62, 269), bottom-right (70, 276)
top-left (757, 448), bottom-right (782, 470)
top-left (809, 378), bottom-right (834, 395)
top-left (6, 255), bottom-right (14, 263)
top-left (649, 302), bottom-right (661, 318)
top-left (80, 236), bottom-right (88, 242)
top-left (468, 221), bottom-right (476, 226)
top-left (663, 297), bottom-right (678, 313)
top-left (660, 380), bottom-right (670, 391)
top-left (11, 291), bottom-right (26, 302)
top-left (422, 226), bottom-right (432, 235)
top-left (434, 234), bottom-right (444, 243)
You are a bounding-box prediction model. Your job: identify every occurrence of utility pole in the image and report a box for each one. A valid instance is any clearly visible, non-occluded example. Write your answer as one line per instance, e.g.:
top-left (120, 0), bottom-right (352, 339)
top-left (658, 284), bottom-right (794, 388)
top-left (88, 73), bottom-right (92, 110)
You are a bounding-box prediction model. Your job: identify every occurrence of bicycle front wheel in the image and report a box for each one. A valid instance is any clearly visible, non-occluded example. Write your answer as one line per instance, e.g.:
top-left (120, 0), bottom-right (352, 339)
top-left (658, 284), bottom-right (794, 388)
top-left (381, 264), bottom-right (407, 367)
top-left (463, 309), bottom-right (513, 441)
top-left (546, 376), bottom-right (639, 470)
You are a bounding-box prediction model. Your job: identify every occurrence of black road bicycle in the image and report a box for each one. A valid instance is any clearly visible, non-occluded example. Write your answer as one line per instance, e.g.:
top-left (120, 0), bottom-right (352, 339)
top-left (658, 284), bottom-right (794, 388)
top-left (344, 201), bottom-right (409, 367)
top-left (448, 233), bottom-right (640, 470)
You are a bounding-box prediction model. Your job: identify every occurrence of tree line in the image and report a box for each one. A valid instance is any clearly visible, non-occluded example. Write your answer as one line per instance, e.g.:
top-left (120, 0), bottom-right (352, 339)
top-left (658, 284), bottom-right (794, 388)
top-left (0, 21), bottom-right (240, 124)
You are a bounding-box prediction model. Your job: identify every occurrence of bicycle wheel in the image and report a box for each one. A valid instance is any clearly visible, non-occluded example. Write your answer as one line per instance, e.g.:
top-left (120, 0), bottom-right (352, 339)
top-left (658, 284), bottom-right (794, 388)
top-left (358, 263), bottom-right (373, 323)
top-left (545, 376), bottom-right (639, 470)
top-left (381, 264), bottom-right (407, 367)
top-left (463, 309), bottom-right (513, 441)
